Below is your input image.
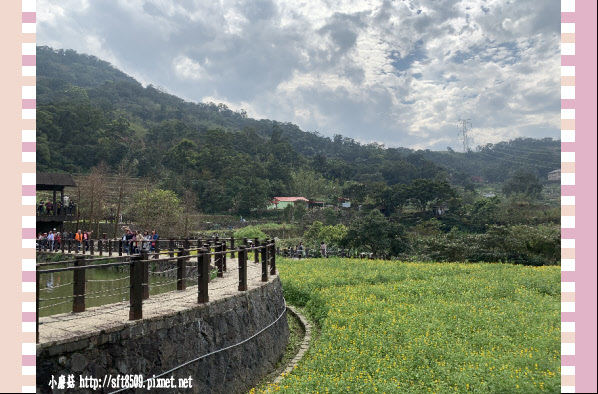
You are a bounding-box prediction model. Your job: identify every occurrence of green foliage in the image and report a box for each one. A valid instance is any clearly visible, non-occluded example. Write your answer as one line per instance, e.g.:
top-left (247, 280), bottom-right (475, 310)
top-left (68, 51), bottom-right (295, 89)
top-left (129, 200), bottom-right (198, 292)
top-left (290, 168), bottom-right (341, 200)
top-left (502, 171), bottom-right (543, 200)
top-left (304, 221), bottom-right (348, 251)
top-left (126, 189), bottom-right (182, 236)
top-left (345, 210), bottom-right (406, 256)
top-left (233, 226), bottom-right (268, 240)
top-left (409, 179), bottom-right (455, 212)
top-left (413, 224), bottom-right (560, 265)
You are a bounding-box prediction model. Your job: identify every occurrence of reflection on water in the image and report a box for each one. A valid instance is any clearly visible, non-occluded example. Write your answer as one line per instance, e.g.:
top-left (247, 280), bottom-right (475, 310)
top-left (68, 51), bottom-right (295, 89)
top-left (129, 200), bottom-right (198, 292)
top-left (39, 262), bottom-right (196, 317)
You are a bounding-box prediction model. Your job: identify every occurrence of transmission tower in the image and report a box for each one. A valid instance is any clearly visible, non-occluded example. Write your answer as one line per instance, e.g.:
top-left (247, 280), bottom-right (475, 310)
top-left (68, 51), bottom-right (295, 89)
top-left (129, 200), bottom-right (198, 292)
top-left (457, 119), bottom-right (473, 152)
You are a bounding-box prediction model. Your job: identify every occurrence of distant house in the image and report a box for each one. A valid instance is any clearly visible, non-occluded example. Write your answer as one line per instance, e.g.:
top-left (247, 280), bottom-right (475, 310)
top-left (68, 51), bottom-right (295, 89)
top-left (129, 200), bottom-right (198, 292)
top-left (548, 169), bottom-right (561, 181)
top-left (267, 197), bottom-right (309, 210)
top-left (432, 205), bottom-right (447, 216)
top-left (338, 198), bottom-right (351, 208)
top-left (308, 200), bottom-right (325, 209)
top-left (472, 176), bottom-right (484, 183)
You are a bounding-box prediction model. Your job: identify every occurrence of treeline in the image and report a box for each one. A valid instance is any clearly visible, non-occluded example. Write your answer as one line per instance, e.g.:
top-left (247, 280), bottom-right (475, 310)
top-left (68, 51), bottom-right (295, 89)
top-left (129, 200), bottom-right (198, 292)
top-left (36, 46), bottom-right (561, 265)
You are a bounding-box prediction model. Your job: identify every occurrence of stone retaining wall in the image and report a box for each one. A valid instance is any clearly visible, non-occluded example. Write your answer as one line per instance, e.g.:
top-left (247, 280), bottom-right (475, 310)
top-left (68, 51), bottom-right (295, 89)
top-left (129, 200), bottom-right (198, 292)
top-left (37, 277), bottom-right (289, 394)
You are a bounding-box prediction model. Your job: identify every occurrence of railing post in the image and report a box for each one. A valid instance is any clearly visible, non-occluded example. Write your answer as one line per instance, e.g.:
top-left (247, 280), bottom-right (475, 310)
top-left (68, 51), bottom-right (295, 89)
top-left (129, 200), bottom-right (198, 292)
top-left (177, 248), bottom-right (186, 291)
top-left (90, 240), bottom-right (95, 256)
top-left (230, 238), bottom-right (235, 259)
top-left (270, 242), bottom-right (276, 275)
top-left (73, 255), bottom-right (85, 313)
top-left (98, 239), bottom-right (103, 256)
top-left (67, 239), bottom-right (72, 254)
top-left (254, 238), bottom-right (259, 264)
top-left (129, 255), bottom-right (143, 320)
top-left (197, 248), bottom-right (209, 303)
top-left (141, 250), bottom-right (149, 299)
top-left (36, 269), bottom-right (40, 343)
top-left (155, 240), bottom-right (161, 259)
top-left (118, 239), bottom-right (123, 256)
top-left (184, 238), bottom-right (190, 250)
top-left (238, 246), bottom-right (247, 291)
top-left (61, 238), bottom-right (65, 254)
top-left (216, 242), bottom-right (223, 278)
top-left (108, 240), bottom-right (113, 257)
top-left (221, 240), bottom-right (227, 272)
top-left (261, 241), bottom-right (268, 282)
top-left (169, 239), bottom-right (175, 258)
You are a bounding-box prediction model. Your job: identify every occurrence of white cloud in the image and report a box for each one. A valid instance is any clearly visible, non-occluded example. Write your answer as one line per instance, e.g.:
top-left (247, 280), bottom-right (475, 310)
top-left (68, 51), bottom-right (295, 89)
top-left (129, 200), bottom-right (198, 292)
top-left (173, 55), bottom-right (205, 81)
top-left (36, 0), bottom-right (560, 151)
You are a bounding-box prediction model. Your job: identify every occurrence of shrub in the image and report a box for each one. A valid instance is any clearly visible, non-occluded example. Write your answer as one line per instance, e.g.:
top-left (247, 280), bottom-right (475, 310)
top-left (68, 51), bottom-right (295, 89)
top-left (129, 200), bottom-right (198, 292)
top-left (233, 225), bottom-right (267, 240)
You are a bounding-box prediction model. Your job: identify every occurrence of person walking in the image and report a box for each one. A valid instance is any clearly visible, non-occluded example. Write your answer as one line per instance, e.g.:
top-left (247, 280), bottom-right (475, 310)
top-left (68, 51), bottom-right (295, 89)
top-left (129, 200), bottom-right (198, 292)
top-left (143, 231), bottom-right (152, 252)
top-left (83, 230), bottom-right (90, 251)
top-left (134, 231), bottom-right (143, 254)
top-left (320, 241), bottom-right (327, 258)
top-left (151, 229), bottom-right (159, 253)
top-left (75, 230), bottom-right (83, 252)
top-left (47, 231), bottom-right (55, 251)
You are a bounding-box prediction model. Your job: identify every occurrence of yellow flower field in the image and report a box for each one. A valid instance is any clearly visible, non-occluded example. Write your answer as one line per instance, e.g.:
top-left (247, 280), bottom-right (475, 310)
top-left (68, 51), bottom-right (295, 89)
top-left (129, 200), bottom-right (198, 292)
top-left (261, 258), bottom-right (560, 393)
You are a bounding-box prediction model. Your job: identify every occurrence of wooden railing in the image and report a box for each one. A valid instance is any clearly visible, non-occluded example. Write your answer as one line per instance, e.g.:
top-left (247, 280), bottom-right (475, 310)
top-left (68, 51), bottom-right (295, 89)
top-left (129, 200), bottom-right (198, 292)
top-left (36, 238), bottom-right (277, 344)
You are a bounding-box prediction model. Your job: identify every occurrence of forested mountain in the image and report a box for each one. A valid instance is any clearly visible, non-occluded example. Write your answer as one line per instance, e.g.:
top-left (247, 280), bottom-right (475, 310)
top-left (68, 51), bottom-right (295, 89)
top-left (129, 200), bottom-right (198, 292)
top-left (36, 46), bottom-right (560, 214)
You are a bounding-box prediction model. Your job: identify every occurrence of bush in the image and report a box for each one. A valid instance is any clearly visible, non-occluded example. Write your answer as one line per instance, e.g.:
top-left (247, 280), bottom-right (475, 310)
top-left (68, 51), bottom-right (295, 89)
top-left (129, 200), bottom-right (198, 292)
top-left (233, 225), bottom-right (268, 240)
top-left (413, 224), bottom-right (560, 265)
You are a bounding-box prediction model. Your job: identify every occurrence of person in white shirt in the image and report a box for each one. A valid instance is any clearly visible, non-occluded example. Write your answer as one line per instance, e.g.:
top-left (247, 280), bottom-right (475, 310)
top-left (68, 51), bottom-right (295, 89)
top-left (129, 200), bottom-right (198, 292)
top-left (47, 231), bottom-right (55, 251)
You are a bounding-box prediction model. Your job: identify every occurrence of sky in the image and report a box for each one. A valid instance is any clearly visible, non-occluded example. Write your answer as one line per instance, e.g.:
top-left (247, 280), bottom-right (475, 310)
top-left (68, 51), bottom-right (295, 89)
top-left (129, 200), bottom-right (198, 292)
top-left (37, 0), bottom-right (561, 151)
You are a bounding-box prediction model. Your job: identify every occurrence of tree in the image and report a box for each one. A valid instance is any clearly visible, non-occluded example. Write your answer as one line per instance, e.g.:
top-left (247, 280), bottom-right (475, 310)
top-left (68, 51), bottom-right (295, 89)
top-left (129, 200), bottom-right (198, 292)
top-left (502, 172), bottom-right (543, 200)
top-left (409, 179), bottom-right (455, 213)
top-left (127, 188), bottom-right (182, 236)
top-left (345, 210), bottom-right (405, 256)
top-left (290, 168), bottom-right (341, 200)
top-left (304, 221), bottom-right (348, 250)
top-left (112, 159), bottom-right (134, 238)
top-left (180, 188), bottom-right (199, 237)
top-left (78, 162), bottom-right (109, 235)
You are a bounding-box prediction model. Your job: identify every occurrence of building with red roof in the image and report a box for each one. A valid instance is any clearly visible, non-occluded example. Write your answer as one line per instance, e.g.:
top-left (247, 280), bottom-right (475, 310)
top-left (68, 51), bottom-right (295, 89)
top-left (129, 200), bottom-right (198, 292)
top-left (267, 197), bottom-right (309, 210)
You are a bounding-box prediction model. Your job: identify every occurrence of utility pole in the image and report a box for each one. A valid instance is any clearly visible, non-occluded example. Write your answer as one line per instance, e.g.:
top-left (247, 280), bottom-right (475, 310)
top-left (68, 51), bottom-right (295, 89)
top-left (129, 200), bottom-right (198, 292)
top-left (457, 119), bottom-right (473, 153)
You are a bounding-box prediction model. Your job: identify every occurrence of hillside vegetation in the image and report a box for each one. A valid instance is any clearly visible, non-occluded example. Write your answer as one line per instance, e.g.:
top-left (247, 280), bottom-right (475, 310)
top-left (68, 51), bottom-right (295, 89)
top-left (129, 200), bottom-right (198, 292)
top-left (36, 46), bottom-right (560, 265)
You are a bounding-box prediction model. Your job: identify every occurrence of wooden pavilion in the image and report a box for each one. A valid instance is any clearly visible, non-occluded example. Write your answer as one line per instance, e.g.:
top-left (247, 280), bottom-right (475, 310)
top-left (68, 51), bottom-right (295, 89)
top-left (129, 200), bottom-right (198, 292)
top-left (36, 172), bottom-right (78, 234)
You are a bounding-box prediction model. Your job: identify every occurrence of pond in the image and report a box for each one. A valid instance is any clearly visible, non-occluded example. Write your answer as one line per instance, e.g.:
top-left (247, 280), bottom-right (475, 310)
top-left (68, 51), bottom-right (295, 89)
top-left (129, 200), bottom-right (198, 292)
top-left (38, 260), bottom-right (198, 317)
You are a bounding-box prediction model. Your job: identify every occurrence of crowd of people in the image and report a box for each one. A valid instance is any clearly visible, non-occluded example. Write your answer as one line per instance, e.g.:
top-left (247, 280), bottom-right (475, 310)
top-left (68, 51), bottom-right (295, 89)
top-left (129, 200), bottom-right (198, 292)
top-left (37, 229), bottom-right (90, 251)
top-left (295, 241), bottom-right (327, 258)
top-left (37, 200), bottom-right (76, 216)
top-left (36, 227), bottom-right (160, 255)
top-left (121, 226), bottom-right (159, 254)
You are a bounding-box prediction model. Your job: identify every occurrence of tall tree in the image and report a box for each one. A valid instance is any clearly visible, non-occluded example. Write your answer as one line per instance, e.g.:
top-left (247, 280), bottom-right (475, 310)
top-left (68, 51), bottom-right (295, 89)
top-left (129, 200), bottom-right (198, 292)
top-left (113, 159), bottom-right (133, 238)
top-left (79, 162), bottom-right (109, 236)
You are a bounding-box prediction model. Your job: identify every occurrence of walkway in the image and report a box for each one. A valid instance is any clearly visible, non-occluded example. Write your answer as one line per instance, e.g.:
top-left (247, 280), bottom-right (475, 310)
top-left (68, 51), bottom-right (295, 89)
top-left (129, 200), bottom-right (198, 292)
top-left (38, 259), bottom-right (272, 345)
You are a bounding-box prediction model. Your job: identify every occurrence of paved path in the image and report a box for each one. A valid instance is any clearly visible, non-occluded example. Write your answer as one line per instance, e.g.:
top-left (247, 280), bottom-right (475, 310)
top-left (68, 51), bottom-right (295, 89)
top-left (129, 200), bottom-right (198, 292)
top-left (38, 259), bottom-right (272, 345)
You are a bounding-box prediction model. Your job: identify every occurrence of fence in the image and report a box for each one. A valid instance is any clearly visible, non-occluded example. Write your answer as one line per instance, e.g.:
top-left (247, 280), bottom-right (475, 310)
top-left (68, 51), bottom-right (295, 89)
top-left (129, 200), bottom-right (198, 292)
top-left (36, 236), bottom-right (272, 257)
top-left (38, 237), bottom-right (387, 261)
top-left (36, 238), bottom-right (277, 344)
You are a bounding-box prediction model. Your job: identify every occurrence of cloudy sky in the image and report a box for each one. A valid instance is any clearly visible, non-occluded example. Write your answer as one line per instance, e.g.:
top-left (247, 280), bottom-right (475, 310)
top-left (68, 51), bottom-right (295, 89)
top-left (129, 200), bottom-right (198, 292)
top-left (37, 0), bottom-right (561, 151)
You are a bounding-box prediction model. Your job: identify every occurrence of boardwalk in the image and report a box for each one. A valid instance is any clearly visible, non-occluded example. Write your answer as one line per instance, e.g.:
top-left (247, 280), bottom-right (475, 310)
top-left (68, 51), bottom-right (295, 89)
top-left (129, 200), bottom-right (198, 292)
top-left (38, 259), bottom-right (272, 344)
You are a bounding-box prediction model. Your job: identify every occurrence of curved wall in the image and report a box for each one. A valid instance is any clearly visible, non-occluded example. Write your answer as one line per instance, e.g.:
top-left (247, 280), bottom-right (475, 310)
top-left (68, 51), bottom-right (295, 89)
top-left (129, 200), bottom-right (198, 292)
top-left (37, 277), bottom-right (289, 394)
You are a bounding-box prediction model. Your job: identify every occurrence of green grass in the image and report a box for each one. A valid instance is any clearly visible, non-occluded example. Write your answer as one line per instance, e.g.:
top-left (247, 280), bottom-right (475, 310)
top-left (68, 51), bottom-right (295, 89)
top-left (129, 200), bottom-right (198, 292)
top-left (260, 258), bottom-right (560, 393)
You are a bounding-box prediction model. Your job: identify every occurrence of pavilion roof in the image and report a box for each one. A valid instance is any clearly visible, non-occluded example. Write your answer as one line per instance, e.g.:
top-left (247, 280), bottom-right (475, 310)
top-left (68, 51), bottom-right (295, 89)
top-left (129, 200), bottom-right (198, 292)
top-left (36, 172), bottom-right (78, 190)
